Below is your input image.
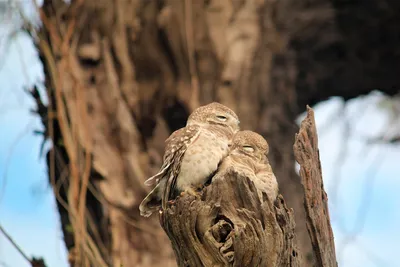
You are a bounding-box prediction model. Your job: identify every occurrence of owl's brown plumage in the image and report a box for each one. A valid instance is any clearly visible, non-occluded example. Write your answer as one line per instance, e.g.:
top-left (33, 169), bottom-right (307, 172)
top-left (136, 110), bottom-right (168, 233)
top-left (139, 102), bottom-right (240, 217)
top-left (217, 130), bottom-right (278, 202)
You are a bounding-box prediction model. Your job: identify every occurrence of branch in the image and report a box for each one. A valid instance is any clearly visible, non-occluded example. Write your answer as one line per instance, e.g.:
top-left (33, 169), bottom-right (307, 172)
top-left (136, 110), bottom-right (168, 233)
top-left (294, 106), bottom-right (337, 267)
top-left (366, 135), bottom-right (400, 144)
top-left (0, 224), bottom-right (46, 267)
top-left (160, 168), bottom-right (300, 267)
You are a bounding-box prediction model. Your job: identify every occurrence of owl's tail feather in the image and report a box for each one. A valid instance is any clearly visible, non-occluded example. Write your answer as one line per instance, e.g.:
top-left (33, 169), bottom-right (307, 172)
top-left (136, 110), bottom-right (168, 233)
top-left (144, 163), bottom-right (171, 186)
top-left (139, 184), bottom-right (162, 217)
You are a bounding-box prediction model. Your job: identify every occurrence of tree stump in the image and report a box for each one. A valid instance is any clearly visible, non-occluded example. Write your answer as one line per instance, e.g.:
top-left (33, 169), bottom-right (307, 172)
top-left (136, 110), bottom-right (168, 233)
top-left (160, 168), bottom-right (300, 267)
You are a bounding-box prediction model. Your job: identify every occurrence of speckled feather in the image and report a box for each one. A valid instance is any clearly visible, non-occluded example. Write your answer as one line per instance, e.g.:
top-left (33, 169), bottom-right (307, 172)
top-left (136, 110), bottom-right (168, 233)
top-left (231, 130), bottom-right (269, 154)
top-left (161, 125), bottom-right (201, 210)
top-left (139, 102), bottom-right (240, 217)
top-left (218, 131), bottom-right (278, 202)
top-left (187, 102), bottom-right (239, 124)
top-left (144, 125), bottom-right (200, 186)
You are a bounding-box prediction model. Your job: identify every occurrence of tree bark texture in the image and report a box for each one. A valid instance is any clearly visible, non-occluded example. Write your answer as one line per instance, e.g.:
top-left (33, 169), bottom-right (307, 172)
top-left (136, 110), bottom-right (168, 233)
top-left (161, 169), bottom-right (300, 267)
top-left (294, 107), bottom-right (337, 267)
top-left (35, 0), bottom-right (399, 266)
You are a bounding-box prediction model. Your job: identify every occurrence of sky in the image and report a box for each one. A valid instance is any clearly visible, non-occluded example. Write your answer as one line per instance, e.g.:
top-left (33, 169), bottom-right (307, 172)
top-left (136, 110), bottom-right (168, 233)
top-left (0, 22), bottom-right (68, 267)
top-left (1, 7), bottom-right (400, 267)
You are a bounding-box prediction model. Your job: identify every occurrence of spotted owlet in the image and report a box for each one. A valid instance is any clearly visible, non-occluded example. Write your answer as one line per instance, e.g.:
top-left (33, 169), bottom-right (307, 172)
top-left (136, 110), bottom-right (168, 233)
top-left (139, 102), bottom-right (240, 217)
top-left (217, 130), bottom-right (278, 202)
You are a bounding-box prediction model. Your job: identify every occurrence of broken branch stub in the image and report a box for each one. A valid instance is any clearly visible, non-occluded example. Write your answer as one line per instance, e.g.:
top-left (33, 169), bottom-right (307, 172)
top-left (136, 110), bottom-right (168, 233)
top-left (294, 106), bottom-right (337, 267)
top-left (160, 168), bottom-right (300, 267)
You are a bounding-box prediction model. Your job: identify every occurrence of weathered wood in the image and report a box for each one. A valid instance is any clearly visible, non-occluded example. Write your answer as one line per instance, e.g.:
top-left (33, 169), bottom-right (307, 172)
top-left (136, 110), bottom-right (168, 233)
top-left (161, 168), bottom-right (300, 267)
top-left (294, 106), bottom-right (338, 267)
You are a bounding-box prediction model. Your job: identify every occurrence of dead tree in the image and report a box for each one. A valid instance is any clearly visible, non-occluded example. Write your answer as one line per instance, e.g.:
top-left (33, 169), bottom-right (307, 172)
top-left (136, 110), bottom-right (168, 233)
top-left (161, 107), bottom-right (337, 267)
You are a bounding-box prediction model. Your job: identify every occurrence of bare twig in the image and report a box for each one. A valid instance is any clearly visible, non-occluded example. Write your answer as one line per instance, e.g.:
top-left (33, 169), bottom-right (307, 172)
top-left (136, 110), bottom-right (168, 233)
top-left (0, 224), bottom-right (31, 263)
top-left (0, 224), bottom-right (46, 267)
top-left (366, 135), bottom-right (400, 144)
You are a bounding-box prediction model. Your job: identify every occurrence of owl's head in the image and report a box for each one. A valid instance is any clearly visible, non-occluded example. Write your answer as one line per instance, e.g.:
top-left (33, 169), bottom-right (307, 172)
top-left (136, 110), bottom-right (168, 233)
top-left (187, 102), bottom-right (240, 133)
top-left (230, 130), bottom-right (269, 161)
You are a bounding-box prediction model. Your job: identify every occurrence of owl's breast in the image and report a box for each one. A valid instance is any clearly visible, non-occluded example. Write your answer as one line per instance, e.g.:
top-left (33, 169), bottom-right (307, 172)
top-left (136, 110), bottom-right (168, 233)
top-left (176, 131), bottom-right (229, 190)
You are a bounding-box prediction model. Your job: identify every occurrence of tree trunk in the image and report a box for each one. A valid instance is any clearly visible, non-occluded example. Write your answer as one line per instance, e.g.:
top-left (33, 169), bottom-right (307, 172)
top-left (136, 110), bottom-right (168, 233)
top-left (34, 0), bottom-right (399, 266)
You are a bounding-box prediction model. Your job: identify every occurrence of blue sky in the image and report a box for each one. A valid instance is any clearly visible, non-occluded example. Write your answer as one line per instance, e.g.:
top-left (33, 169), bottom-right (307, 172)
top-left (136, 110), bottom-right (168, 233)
top-left (1, 15), bottom-right (400, 267)
top-left (309, 97), bottom-right (400, 267)
top-left (0, 28), bottom-right (68, 267)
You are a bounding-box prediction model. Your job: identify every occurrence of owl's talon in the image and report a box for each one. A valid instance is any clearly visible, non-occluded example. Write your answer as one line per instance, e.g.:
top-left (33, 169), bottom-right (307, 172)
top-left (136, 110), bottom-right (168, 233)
top-left (180, 188), bottom-right (198, 197)
top-left (196, 184), bottom-right (204, 190)
top-left (186, 187), bottom-right (198, 196)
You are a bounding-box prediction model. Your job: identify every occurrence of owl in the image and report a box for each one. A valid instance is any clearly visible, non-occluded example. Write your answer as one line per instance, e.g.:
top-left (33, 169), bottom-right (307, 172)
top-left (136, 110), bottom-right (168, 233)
top-left (217, 130), bottom-right (278, 202)
top-left (139, 102), bottom-right (240, 217)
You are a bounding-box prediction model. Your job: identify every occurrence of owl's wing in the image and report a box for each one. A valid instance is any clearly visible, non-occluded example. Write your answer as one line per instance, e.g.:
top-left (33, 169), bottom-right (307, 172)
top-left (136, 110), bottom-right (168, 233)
top-left (143, 124), bottom-right (201, 211)
top-left (144, 125), bottom-right (201, 186)
top-left (255, 163), bottom-right (279, 202)
top-left (144, 162), bottom-right (172, 186)
top-left (162, 125), bottom-right (201, 210)
top-left (143, 137), bottom-right (180, 186)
